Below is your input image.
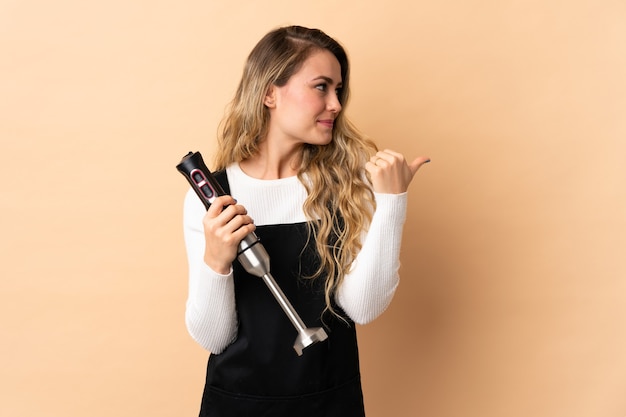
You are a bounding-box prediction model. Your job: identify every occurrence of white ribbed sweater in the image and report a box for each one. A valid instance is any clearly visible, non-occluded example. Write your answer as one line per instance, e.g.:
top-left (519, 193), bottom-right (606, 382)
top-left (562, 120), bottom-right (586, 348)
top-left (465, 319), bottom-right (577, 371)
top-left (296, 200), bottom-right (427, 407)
top-left (183, 163), bottom-right (407, 353)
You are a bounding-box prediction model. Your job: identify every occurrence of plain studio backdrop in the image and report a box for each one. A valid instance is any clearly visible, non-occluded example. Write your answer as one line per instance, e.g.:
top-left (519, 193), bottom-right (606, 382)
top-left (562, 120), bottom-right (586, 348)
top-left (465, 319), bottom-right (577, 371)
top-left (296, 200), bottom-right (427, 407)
top-left (1, 1), bottom-right (625, 416)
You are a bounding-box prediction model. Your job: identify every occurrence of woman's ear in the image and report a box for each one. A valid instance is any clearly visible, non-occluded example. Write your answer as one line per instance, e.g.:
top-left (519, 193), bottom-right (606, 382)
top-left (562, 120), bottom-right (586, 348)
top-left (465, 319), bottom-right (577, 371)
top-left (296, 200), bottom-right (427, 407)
top-left (264, 86), bottom-right (276, 108)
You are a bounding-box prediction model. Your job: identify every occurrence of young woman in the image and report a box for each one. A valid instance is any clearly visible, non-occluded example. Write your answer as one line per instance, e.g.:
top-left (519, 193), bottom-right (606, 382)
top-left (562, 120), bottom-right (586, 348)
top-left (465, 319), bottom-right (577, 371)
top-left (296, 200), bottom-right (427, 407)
top-left (183, 25), bottom-right (429, 416)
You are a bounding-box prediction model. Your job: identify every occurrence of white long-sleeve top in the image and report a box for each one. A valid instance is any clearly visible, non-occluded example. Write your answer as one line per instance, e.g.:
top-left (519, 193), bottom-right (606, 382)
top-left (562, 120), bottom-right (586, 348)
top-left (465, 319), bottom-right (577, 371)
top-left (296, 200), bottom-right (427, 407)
top-left (183, 163), bottom-right (407, 353)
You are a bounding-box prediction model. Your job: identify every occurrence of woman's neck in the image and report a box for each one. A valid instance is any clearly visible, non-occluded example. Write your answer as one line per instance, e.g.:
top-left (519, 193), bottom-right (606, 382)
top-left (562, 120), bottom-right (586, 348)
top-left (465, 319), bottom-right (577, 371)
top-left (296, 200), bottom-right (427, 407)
top-left (239, 140), bottom-right (303, 180)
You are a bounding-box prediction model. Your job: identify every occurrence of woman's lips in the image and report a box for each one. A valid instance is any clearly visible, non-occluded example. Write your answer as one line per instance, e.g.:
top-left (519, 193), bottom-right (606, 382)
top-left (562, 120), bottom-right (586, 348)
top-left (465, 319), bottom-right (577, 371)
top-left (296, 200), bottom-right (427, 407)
top-left (318, 119), bottom-right (334, 128)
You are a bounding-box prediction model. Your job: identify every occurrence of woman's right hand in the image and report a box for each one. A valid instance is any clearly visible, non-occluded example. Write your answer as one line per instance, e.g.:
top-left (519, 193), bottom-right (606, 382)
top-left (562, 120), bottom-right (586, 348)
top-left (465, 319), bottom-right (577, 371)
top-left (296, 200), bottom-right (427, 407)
top-left (202, 195), bottom-right (256, 275)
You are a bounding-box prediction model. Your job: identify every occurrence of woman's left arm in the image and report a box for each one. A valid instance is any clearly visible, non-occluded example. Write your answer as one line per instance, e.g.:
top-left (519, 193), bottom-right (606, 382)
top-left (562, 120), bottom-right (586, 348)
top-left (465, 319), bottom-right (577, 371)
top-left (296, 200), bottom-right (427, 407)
top-left (336, 150), bottom-right (429, 324)
top-left (336, 192), bottom-right (408, 323)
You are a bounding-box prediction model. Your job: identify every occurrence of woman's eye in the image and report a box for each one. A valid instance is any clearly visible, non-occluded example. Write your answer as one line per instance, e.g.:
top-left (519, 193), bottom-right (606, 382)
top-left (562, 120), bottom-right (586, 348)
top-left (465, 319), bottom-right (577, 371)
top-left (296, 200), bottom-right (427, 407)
top-left (315, 83), bottom-right (327, 92)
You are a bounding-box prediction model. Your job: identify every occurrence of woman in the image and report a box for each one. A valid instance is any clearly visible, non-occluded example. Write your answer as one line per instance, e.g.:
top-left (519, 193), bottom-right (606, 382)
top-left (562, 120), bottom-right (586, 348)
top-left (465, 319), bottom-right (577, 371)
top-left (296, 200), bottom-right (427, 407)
top-left (183, 25), bottom-right (429, 416)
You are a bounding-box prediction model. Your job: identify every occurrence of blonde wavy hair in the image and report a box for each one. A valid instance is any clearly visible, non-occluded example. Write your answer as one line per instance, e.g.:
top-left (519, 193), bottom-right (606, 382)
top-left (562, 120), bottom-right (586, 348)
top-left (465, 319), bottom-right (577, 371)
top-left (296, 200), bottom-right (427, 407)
top-left (213, 26), bottom-right (377, 316)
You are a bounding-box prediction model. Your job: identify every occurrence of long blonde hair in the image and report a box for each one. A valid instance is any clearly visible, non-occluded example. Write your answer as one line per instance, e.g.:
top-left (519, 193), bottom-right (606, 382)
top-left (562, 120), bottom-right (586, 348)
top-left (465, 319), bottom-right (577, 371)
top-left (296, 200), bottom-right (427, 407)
top-left (214, 26), bottom-right (377, 315)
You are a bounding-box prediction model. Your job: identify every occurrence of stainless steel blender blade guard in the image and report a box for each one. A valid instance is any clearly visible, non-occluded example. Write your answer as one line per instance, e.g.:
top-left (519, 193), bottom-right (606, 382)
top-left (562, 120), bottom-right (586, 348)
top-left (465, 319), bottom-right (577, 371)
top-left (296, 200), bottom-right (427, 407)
top-left (293, 327), bottom-right (329, 356)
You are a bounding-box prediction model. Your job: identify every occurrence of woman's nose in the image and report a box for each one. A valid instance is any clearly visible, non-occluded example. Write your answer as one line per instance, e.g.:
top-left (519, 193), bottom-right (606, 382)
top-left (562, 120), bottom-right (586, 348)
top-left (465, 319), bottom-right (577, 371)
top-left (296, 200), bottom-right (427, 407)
top-left (327, 93), bottom-right (342, 114)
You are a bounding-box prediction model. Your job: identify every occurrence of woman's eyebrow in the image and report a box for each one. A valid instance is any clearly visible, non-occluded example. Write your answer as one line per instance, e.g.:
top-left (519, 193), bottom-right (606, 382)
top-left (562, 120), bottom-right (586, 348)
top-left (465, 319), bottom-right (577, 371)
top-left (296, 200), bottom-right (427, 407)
top-left (311, 75), bottom-right (343, 86)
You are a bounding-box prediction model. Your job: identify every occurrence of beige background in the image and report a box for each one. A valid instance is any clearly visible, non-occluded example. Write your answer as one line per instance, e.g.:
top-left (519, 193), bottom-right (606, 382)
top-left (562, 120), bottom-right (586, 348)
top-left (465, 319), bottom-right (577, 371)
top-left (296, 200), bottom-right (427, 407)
top-left (2, 1), bottom-right (625, 416)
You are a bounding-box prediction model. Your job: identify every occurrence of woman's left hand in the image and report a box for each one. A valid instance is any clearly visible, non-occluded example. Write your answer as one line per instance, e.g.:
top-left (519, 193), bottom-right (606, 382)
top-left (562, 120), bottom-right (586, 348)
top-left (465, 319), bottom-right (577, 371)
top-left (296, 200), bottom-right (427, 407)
top-left (365, 149), bottom-right (430, 194)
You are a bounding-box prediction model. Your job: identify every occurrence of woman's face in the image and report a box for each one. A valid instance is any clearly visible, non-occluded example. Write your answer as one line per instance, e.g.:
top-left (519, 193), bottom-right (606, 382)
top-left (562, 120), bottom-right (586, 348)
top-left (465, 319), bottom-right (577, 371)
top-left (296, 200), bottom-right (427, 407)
top-left (265, 49), bottom-right (343, 147)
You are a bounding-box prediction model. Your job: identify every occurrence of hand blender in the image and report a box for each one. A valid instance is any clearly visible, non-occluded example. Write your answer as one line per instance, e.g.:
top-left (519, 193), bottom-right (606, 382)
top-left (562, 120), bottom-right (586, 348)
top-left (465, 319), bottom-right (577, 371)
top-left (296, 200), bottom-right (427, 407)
top-left (176, 151), bottom-right (328, 355)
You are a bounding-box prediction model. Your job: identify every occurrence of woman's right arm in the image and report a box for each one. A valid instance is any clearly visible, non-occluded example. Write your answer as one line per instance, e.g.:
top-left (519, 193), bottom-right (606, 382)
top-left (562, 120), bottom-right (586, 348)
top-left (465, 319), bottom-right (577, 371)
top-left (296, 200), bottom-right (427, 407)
top-left (182, 189), bottom-right (239, 354)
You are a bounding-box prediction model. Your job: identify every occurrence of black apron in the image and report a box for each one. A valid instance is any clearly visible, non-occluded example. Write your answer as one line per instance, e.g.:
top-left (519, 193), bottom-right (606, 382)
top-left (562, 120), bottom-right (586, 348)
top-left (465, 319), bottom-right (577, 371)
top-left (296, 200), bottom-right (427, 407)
top-left (198, 171), bottom-right (365, 417)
